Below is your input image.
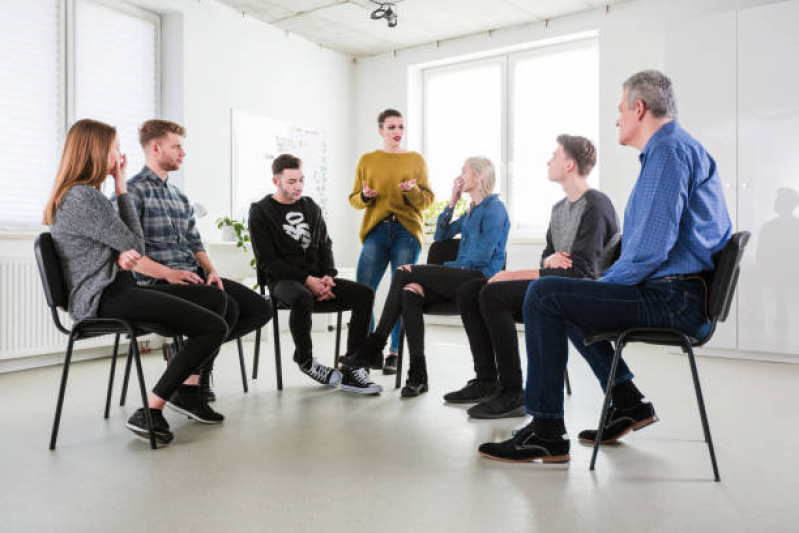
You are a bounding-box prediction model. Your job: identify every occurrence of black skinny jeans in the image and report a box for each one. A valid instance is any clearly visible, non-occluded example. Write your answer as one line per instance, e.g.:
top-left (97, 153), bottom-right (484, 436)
top-left (156, 272), bottom-right (273, 374)
top-left (97, 272), bottom-right (229, 400)
top-left (374, 265), bottom-right (485, 361)
top-left (457, 279), bottom-right (531, 392)
top-left (270, 278), bottom-right (375, 364)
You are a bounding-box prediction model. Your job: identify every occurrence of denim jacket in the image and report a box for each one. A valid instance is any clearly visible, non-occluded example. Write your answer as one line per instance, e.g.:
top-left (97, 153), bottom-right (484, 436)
top-left (434, 194), bottom-right (510, 278)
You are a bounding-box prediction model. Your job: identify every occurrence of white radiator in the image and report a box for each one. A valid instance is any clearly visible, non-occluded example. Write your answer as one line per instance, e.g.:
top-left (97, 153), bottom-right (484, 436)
top-left (0, 257), bottom-right (115, 361)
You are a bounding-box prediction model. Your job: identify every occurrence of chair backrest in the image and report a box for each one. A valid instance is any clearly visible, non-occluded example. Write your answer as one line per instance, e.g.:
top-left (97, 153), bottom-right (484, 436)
top-left (427, 238), bottom-right (460, 265)
top-left (34, 233), bottom-right (68, 310)
top-left (707, 231), bottom-right (750, 322)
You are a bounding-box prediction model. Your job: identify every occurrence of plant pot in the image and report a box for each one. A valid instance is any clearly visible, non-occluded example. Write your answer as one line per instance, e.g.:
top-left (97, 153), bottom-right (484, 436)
top-left (220, 225), bottom-right (237, 242)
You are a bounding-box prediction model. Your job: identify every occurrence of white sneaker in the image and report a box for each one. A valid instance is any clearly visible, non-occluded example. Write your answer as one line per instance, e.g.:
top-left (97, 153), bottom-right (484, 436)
top-left (299, 358), bottom-right (342, 387)
top-left (339, 366), bottom-right (383, 395)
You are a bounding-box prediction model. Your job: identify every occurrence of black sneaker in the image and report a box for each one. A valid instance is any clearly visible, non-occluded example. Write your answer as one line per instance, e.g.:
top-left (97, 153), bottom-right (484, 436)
top-left (346, 333), bottom-right (388, 369)
top-left (370, 352), bottom-right (384, 370)
top-left (443, 379), bottom-right (499, 404)
top-left (578, 400), bottom-right (659, 444)
top-left (199, 369), bottom-right (216, 403)
top-left (479, 422), bottom-right (570, 463)
top-left (401, 379), bottom-right (428, 397)
top-left (340, 366), bottom-right (383, 395)
top-left (167, 386), bottom-right (225, 424)
top-left (467, 389), bottom-right (526, 419)
top-left (382, 354), bottom-right (398, 375)
top-left (125, 407), bottom-right (174, 445)
top-left (299, 358), bottom-right (342, 387)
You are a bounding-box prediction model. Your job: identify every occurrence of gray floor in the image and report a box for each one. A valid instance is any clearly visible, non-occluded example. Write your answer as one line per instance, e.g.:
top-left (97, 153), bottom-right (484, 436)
top-left (1, 325), bottom-right (797, 533)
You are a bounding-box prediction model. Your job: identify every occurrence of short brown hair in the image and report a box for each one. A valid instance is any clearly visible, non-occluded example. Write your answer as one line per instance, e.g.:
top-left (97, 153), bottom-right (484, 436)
top-left (556, 134), bottom-right (597, 177)
top-left (138, 119), bottom-right (186, 147)
top-left (272, 154), bottom-right (301, 176)
top-left (377, 108), bottom-right (402, 128)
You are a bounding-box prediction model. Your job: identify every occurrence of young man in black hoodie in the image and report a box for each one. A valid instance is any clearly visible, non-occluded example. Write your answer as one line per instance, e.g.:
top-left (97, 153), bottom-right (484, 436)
top-left (249, 154), bottom-right (381, 394)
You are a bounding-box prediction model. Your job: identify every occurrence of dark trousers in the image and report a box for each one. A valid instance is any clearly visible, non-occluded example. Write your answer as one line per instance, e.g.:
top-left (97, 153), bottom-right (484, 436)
top-left (97, 273), bottom-right (229, 400)
top-left (522, 276), bottom-right (711, 418)
top-left (157, 273), bottom-right (272, 374)
top-left (457, 278), bottom-right (530, 392)
top-left (270, 278), bottom-right (375, 364)
top-left (374, 265), bottom-right (485, 360)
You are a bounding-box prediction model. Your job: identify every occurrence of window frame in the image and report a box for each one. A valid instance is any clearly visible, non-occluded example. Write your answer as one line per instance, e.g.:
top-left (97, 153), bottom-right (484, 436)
top-left (419, 34), bottom-right (599, 243)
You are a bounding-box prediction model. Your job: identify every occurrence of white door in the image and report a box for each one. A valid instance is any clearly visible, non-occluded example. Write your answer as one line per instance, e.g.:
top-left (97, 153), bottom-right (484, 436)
top-left (737, 0), bottom-right (799, 355)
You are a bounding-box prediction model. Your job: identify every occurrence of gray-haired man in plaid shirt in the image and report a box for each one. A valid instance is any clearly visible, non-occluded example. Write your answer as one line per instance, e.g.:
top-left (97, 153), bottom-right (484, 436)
top-left (127, 119), bottom-right (272, 412)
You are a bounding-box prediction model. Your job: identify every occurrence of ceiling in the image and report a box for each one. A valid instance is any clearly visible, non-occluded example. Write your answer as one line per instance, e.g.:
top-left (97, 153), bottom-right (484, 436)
top-left (215, 0), bottom-right (628, 57)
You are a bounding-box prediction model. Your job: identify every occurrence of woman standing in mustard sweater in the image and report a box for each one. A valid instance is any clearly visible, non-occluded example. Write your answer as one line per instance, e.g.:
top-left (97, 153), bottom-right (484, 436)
top-left (350, 109), bottom-right (434, 373)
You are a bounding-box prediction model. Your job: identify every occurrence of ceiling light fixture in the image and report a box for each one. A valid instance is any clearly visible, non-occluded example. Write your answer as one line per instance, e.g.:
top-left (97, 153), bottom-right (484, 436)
top-left (369, 0), bottom-right (403, 28)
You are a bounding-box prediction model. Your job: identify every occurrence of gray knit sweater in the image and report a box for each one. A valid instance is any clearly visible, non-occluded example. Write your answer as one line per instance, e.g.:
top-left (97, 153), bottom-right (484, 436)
top-left (50, 185), bottom-right (145, 321)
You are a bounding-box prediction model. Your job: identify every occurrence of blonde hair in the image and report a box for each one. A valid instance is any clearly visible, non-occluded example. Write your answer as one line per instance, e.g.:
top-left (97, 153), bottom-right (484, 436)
top-left (43, 119), bottom-right (117, 225)
top-left (465, 156), bottom-right (496, 197)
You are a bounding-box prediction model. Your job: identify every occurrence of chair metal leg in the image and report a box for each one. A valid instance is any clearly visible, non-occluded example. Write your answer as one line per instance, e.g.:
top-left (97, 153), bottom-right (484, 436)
top-left (130, 336), bottom-right (157, 450)
top-left (253, 326), bottom-right (261, 380)
top-left (120, 342), bottom-right (133, 406)
top-left (50, 332), bottom-right (77, 450)
top-left (334, 310), bottom-right (343, 367)
top-left (273, 304), bottom-right (283, 391)
top-left (395, 322), bottom-right (405, 389)
top-left (590, 333), bottom-right (627, 471)
top-left (683, 336), bottom-right (721, 482)
top-left (237, 338), bottom-right (248, 393)
top-left (104, 333), bottom-right (121, 419)
top-left (565, 368), bottom-right (572, 396)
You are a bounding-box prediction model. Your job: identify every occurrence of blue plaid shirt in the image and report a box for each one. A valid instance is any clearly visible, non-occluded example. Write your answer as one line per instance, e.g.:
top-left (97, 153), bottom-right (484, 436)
top-left (600, 122), bottom-right (731, 285)
top-left (126, 166), bottom-right (205, 284)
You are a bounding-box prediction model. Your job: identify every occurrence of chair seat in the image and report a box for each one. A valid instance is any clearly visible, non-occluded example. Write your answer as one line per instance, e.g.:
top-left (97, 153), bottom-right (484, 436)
top-left (584, 327), bottom-right (701, 347)
top-left (74, 319), bottom-right (178, 340)
top-left (271, 296), bottom-right (355, 313)
top-left (423, 302), bottom-right (458, 315)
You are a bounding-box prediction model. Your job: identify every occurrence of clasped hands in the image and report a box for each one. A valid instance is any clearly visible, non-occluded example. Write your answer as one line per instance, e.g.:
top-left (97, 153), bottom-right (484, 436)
top-left (305, 275), bottom-right (336, 301)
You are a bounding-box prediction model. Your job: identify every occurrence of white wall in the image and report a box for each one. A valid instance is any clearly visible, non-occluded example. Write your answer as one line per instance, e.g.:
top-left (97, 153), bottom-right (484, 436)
top-left (352, 0), bottom-right (785, 269)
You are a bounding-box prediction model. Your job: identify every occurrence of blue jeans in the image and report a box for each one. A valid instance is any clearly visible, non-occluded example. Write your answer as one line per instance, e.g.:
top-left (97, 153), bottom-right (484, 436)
top-left (522, 276), bottom-right (711, 418)
top-left (356, 220), bottom-right (421, 353)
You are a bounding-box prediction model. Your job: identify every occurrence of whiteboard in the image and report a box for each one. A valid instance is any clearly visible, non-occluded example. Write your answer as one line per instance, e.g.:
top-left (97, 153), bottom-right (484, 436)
top-left (230, 109), bottom-right (329, 222)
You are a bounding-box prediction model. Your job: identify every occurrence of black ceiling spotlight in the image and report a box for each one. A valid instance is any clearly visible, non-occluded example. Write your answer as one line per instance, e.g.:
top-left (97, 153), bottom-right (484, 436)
top-left (369, 0), bottom-right (403, 28)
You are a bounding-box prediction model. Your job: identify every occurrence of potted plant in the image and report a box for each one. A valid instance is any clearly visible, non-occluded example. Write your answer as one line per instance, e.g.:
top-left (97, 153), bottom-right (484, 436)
top-left (422, 198), bottom-right (469, 234)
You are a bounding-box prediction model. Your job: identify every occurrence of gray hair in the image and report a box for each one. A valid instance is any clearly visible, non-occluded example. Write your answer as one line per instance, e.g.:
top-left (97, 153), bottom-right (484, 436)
top-left (623, 70), bottom-right (678, 119)
top-left (465, 156), bottom-right (496, 197)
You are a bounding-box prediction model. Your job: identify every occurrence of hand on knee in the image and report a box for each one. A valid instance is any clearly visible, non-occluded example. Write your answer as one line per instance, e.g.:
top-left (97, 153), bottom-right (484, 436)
top-left (403, 283), bottom-right (425, 297)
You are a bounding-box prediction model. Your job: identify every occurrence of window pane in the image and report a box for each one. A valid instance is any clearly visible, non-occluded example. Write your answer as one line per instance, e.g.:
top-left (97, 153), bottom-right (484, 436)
top-left (75, 0), bottom-right (158, 187)
top-left (0, 0), bottom-right (62, 227)
top-left (510, 41), bottom-right (599, 233)
top-left (424, 62), bottom-right (503, 203)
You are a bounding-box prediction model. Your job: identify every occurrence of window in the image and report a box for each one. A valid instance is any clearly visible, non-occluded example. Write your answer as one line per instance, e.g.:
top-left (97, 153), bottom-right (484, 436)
top-left (74, 0), bottom-right (160, 181)
top-left (0, 0), bottom-right (159, 229)
top-left (421, 36), bottom-right (599, 238)
top-left (0, 0), bottom-right (63, 227)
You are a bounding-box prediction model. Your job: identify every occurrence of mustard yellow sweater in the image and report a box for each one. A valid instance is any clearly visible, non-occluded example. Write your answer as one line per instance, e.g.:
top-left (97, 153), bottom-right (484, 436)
top-left (349, 150), bottom-right (434, 246)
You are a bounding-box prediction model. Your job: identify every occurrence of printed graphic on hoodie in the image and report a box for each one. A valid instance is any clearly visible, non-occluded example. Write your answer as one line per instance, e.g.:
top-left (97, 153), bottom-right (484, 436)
top-left (283, 211), bottom-right (311, 250)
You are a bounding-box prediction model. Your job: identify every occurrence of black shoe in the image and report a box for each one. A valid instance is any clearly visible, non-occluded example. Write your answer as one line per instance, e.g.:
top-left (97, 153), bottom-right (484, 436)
top-left (167, 386), bottom-right (225, 424)
top-left (578, 400), bottom-right (659, 444)
top-left (443, 379), bottom-right (499, 404)
top-left (382, 354), bottom-right (398, 375)
top-left (370, 352), bottom-right (384, 370)
top-left (199, 369), bottom-right (216, 403)
top-left (467, 389), bottom-right (526, 419)
top-left (299, 358), bottom-right (342, 387)
top-left (401, 379), bottom-right (428, 397)
top-left (346, 334), bottom-right (388, 369)
top-left (125, 408), bottom-right (174, 445)
top-left (479, 422), bottom-right (570, 463)
top-left (340, 366), bottom-right (383, 395)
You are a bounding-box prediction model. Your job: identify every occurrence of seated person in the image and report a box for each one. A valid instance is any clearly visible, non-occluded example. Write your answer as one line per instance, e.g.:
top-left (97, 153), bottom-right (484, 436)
top-left (124, 119), bottom-right (272, 408)
top-left (447, 135), bottom-right (619, 419)
top-left (46, 119), bottom-right (229, 445)
top-left (479, 70), bottom-right (732, 463)
top-left (346, 157), bottom-right (510, 397)
top-left (249, 154), bottom-right (381, 394)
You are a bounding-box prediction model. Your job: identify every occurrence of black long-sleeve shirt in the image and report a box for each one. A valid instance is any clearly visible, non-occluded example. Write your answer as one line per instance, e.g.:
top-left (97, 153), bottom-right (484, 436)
top-left (539, 189), bottom-right (620, 279)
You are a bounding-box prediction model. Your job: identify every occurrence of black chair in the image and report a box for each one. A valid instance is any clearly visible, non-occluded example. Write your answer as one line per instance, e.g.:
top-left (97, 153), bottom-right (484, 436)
top-left (34, 233), bottom-right (177, 450)
top-left (251, 267), bottom-right (345, 390)
top-left (586, 231), bottom-right (750, 481)
top-left (116, 331), bottom-right (250, 408)
top-left (395, 239), bottom-right (572, 393)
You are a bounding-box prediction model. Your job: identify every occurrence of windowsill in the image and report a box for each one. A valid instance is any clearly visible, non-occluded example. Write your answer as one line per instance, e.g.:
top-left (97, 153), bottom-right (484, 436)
top-left (0, 230), bottom-right (42, 240)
